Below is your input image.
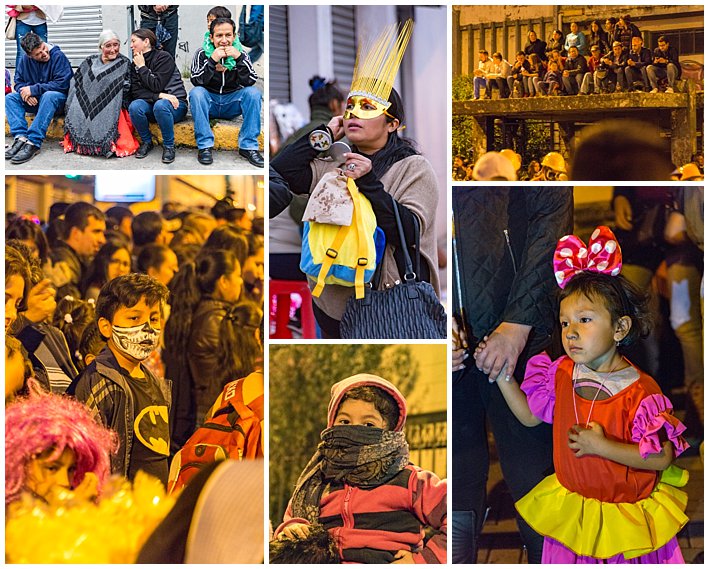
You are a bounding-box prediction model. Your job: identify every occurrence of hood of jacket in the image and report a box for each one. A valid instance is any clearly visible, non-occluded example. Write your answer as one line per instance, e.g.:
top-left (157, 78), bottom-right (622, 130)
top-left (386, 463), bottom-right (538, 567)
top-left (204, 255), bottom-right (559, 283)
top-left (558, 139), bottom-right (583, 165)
top-left (326, 373), bottom-right (407, 431)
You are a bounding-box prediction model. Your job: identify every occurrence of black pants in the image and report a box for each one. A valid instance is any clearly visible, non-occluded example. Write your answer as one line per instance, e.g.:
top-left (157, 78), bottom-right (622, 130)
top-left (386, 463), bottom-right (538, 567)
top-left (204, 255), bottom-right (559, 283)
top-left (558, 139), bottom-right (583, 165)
top-left (140, 10), bottom-right (179, 59)
top-left (452, 360), bottom-right (554, 563)
top-left (312, 302), bottom-right (341, 339)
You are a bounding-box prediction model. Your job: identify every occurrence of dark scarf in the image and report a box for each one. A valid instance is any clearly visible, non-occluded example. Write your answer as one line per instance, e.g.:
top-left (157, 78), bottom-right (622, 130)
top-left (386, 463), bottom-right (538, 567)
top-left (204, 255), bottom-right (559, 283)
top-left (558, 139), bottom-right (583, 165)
top-left (290, 425), bottom-right (410, 523)
top-left (64, 53), bottom-right (130, 156)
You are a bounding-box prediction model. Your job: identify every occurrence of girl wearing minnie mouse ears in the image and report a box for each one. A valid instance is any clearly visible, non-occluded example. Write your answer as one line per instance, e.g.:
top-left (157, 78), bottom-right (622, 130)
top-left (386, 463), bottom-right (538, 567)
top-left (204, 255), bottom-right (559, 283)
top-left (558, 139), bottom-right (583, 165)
top-left (487, 226), bottom-right (690, 563)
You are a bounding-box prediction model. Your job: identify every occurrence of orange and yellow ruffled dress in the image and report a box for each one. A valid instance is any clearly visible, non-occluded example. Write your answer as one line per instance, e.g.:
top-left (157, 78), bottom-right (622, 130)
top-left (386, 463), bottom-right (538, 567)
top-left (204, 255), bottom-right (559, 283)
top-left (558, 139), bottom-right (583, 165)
top-left (517, 354), bottom-right (689, 563)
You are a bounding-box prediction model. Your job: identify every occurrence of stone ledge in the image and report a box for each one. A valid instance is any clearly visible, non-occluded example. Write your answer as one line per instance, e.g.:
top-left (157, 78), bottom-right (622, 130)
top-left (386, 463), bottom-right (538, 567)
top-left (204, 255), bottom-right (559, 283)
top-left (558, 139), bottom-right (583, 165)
top-left (5, 116), bottom-right (264, 151)
top-left (453, 90), bottom-right (703, 120)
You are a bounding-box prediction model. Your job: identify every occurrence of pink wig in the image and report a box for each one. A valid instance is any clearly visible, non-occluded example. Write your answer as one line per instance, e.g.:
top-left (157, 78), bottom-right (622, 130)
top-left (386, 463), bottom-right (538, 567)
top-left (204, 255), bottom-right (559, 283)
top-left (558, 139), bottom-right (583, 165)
top-left (5, 384), bottom-right (119, 504)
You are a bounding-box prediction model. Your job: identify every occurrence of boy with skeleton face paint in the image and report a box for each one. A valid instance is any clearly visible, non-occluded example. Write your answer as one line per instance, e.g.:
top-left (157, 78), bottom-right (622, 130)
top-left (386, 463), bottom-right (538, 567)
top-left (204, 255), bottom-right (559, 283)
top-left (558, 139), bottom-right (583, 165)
top-left (69, 273), bottom-right (172, 486)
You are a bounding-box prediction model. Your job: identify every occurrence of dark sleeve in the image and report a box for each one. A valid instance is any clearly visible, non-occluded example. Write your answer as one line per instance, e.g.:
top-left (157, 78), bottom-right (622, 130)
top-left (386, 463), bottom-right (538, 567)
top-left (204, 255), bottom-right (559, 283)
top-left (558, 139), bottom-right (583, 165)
top-left (637, 49), bottom-right (653, 68)
top-left (270, 127), bottom-right (322, 194)
top-left (356, 171), bottom-right (417, 246)
top-left (187, 311), bottom-right (228, 388)
top-left (613, 187), bottom-right (636, 202)
top-left (190, 49), bottom-right (217, 87)
top-left (269, 166), bottom-right (293, 218)
top-left (234, 52), bottom-right (258, 87)
top-left (136, 461), bottom-right (222, 563)
top-left (71, 369), bottom-right (119, 431)
top-left (501, 188), bottom-right (574, 335)
top-left (669, 47), bottom-right (681, 67)
top-left (30, 51), bottom-right (73, 97)
top-left (136, 51), bottom-right (175, 96)
top-left (121, 56), bottom-right (132, 108)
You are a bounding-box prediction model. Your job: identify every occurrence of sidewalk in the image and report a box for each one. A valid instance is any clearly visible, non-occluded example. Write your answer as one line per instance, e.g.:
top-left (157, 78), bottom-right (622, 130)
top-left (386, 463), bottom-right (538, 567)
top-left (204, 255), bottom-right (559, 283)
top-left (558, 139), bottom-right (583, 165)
top-left (5, 57), bottom-right (265, 171)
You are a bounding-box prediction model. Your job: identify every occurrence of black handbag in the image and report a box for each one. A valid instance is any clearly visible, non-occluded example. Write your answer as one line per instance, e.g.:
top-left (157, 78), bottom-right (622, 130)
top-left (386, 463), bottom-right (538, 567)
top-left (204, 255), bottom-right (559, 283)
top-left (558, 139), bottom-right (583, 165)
top-left (340, 195), bottom-right (447, 339)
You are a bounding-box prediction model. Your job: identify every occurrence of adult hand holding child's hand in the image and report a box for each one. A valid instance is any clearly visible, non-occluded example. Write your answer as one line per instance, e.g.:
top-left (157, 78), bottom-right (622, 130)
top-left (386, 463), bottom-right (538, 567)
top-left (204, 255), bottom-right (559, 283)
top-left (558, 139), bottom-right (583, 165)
top-left (473, 321), bottom-right (531, 383)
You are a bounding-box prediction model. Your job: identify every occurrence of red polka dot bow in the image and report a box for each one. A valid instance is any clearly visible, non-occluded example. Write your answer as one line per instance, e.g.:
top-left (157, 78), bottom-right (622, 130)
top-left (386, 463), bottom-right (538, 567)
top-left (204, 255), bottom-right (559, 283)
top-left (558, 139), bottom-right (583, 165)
top-left (553, 225), bottom-right (623, 289)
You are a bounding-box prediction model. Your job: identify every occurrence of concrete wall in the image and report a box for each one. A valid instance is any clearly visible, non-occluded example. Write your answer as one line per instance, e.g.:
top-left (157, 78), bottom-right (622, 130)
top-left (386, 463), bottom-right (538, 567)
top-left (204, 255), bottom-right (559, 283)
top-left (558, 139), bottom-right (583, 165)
top-left (457, 5), bottom-right (555, 26)
top-left (454, 5), bottom-right (704, 75)
top-left (102, 5), bottom-right (245, 77)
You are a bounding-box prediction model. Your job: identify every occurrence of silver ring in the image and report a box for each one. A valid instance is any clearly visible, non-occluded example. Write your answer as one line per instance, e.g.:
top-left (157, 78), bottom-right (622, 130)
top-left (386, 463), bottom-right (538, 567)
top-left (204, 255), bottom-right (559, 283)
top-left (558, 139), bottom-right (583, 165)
top-left (347, 163), bottom-right (356, 171)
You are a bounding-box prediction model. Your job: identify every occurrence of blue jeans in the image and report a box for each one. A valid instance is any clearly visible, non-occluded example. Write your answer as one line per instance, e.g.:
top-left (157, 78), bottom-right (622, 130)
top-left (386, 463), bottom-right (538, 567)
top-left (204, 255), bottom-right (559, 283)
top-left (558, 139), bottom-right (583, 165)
top-left (6, 90), bottom-right (66, 147)
top-left (15, 20), bottom-right (47, 68)
top-left (128, 98), bottom-right (187, 147)
top-left (473, 76), bottom-right (487, 99)
top-left (189, 86), bottom-right (262, 150)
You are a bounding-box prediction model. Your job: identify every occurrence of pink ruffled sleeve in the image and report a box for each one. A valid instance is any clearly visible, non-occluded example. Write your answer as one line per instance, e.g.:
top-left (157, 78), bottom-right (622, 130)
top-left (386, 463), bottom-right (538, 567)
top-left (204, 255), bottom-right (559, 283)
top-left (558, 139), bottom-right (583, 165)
top-left (631, 394), bottom-right (689, 459)
top-left (520, 352), bottom-right (562, 424)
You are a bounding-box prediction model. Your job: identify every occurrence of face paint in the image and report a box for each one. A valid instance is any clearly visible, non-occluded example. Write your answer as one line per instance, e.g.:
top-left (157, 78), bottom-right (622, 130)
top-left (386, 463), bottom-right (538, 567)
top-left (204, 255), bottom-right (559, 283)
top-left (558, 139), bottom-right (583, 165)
top-left (111, 321), bottom-right (161, 361)
top-left (343, 95), bottom-right (395, 120)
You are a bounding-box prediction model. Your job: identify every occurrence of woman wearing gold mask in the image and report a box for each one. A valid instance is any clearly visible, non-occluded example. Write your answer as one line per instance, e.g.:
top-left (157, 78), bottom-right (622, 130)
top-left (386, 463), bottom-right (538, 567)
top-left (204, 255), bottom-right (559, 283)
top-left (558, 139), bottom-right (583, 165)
top-left (271, 20), bottom-right (440, 338)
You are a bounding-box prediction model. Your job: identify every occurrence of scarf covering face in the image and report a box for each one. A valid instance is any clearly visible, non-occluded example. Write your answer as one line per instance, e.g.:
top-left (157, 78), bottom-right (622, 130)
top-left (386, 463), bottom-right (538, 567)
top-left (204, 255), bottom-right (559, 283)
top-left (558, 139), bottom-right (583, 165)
top-left (290, 424), bottom-right (410, 523)
top-left (203, 32), bottom-right (243, 71)
top-left (63, 53), bottom-right (131, 156)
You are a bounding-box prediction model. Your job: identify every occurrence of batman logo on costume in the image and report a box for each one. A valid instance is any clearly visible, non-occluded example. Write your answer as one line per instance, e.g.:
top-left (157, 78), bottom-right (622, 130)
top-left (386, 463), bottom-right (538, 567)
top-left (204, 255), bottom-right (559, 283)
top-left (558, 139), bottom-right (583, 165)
top-left (134, 405), bottom-right (170, 456)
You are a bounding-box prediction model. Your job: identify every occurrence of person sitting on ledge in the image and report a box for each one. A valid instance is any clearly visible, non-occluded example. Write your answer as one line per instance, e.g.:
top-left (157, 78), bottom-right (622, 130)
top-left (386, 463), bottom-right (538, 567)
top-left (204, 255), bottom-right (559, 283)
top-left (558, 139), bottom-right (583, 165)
top-left (625, 36), bottom-right (652, 92)
top-left (189, 16), bottom-right (263, 167)
top-left (5, 32), bottom-right (72, 165)
top-left (561, 46), bottom-right (588, 95)
top-left (647, 35), bottom-right (681, 94)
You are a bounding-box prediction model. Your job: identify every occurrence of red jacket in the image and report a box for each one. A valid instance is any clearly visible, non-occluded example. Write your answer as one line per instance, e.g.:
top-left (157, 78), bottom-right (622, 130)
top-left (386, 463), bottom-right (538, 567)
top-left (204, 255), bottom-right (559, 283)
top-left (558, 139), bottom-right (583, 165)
top-left (276, 374), bottom-right (447, 563)
top-left (277, 465), bottom-right (447, 563)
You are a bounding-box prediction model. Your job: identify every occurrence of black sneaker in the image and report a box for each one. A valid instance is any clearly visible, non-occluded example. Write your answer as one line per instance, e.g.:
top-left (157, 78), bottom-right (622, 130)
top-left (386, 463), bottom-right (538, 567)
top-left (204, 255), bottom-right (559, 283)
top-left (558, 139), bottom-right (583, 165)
top-left (238, 148), bottom-right (264, 168)
top-left (136, 141), bottom-right (154, 159)
top-left (10, 142), bottom-right (39, 164)
top-left (162, 145), bottom-right (176, 164)
top-left (5, 138), bottom-right (26, 160)
top-left (198, 147), bottom-right (213, 165)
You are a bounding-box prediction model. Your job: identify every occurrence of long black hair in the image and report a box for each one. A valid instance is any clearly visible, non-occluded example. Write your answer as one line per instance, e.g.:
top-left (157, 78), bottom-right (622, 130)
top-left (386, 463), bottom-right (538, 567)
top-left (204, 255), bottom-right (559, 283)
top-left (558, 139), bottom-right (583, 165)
top-left (5, 218), bottom-right (50, 265)
top-left (81, 241), bottom-right (131, 296)
top-left (131, 28), bottom-right (158, 48)
top-left (164, 249), bottom-right (241, 374)
top-left (356, 87), bottom-right (420, 180)
top-left (217, 300), bottom-right (263, 381)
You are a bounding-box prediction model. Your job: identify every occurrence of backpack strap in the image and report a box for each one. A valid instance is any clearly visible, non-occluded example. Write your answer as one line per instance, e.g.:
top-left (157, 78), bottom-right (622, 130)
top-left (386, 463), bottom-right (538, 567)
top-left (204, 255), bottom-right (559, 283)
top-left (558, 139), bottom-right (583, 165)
top-left (311, 223), bottom-right (352, 298)
top-left (348, 177), bottom-right (369, 299)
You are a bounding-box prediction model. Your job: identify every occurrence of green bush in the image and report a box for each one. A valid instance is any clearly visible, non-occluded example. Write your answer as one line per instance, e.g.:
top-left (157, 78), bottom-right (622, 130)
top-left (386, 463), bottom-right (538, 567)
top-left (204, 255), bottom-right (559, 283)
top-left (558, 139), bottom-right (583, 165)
top-left (452, 75), bottom-right (475, 101)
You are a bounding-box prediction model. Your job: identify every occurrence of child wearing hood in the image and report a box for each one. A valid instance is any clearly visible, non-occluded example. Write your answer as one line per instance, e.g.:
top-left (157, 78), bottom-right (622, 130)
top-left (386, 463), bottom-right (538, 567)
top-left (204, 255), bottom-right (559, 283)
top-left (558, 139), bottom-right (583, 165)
top-left (274, 374), bottom-right (447, 563)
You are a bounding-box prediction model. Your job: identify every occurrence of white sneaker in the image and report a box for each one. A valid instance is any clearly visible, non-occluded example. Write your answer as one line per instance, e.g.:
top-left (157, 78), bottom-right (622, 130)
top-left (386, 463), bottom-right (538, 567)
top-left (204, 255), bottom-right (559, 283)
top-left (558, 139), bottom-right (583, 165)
top-left (666, 87), bottom-right (674, 93)
top-left (649, 88), bottom-right (658, 93)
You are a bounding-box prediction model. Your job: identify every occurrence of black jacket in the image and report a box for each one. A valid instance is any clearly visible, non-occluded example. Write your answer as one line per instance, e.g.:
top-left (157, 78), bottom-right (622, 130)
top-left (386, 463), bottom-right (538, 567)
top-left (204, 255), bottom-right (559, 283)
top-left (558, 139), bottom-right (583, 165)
top-left (564, 55), bottom-right (589, 76)
top-left (524, 39), bottom-right (548, 62)
top-left (652, 46), bottom-right (682, 79)
top-left (190, 48), bottom-right (257, 95)
top-left (130, 49), bottom-right (187, 103)
top-left (69, 347), bottom-right (171, 477)
top-left (187, 297), bottom-right (233, 422)
top-left (49, 241), bottom-right (85, 300)
top-left (453, 187), bottom-right (574, 356)
top-left (269, 166), bottom-right (293, 218)
top-left (12, 315), bottom-right (78, 392)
